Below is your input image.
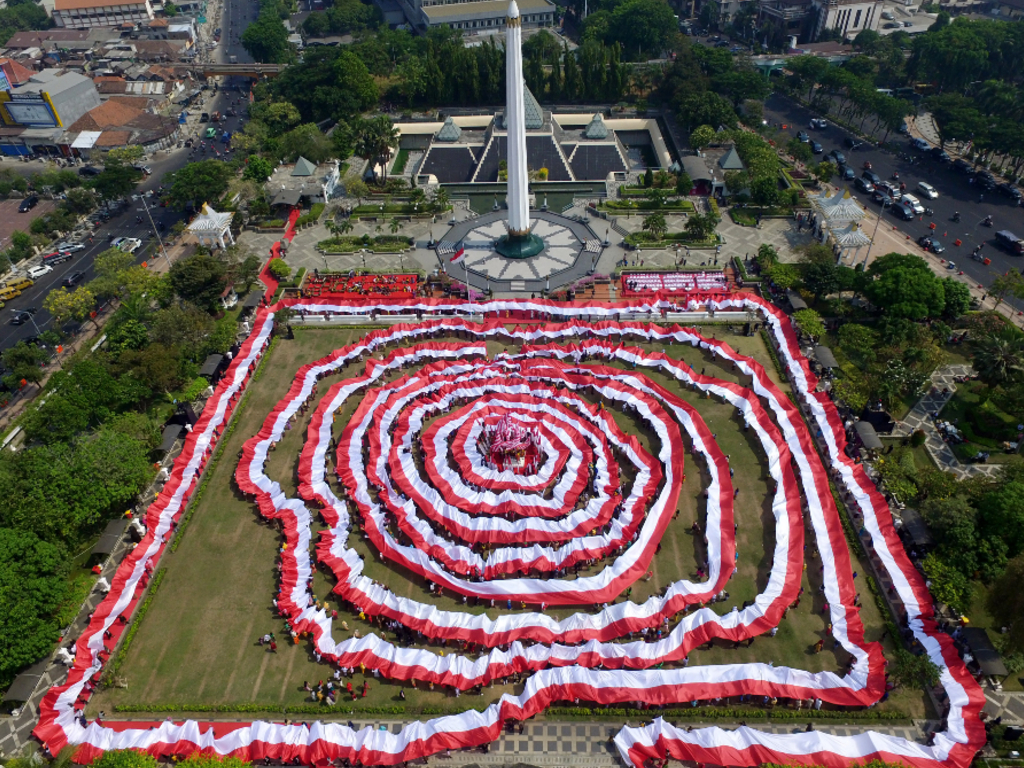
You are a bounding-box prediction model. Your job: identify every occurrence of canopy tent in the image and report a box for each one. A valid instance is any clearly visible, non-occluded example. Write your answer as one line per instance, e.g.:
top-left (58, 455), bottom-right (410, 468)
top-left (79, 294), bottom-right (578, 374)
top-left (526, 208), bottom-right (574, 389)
top-left (786, 290), bottom-right (808, 311)
top-left (960, 627), bottom-right (1008, 678)
top-left (199, 353), bottom-right (224, 379)
top-left (831, 223), bottom-right (872, 247)
top-left (898, 507), bottom-right (934, 549)
top-left (813, 345), bottom-right (839, 369)
top-left (3, 659), bottom-right (49, 702)
top-left (90, 519), bottom-right (129, 558)
top-left (853, 420), bottom-right (882, 451)
top-left (159, 424), bottom-right (183, 454)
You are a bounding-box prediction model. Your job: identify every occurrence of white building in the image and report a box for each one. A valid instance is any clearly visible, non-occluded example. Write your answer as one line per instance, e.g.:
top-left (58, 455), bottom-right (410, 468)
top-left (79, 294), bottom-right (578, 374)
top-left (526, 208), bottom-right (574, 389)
top-left (53, 0), bottom-right (154, 28)
top-left (187, 204), bottom-right (235, 250)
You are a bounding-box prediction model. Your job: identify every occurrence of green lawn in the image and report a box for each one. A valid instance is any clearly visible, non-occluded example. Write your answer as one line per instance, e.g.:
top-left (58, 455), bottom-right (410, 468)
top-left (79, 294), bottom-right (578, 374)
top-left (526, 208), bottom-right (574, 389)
top-left (90, 327), bottom-right (926, 721)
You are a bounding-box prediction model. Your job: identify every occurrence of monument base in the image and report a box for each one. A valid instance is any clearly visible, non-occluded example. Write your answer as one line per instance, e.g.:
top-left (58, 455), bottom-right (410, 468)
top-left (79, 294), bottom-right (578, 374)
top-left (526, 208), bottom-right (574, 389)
top-left (495, 232), bottom-right (545, 260)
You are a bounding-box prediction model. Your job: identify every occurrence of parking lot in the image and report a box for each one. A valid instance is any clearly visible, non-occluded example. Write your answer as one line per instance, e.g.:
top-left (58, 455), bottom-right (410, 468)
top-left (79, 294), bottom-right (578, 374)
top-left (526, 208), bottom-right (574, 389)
top-left (0, 198), bottom-right (56, 250)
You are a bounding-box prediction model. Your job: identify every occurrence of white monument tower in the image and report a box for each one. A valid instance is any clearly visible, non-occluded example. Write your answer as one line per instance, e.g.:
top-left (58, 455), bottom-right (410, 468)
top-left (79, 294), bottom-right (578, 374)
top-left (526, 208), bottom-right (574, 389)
top-left (504, 0), bottom-right (530, 237)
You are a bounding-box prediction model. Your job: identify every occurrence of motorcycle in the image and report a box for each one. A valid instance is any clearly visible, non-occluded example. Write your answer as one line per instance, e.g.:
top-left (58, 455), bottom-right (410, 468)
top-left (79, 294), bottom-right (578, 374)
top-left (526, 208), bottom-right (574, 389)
top-left (969, 451), bottom-right (990, 464)
top-left (863, 161), bottom-right (872, 170)
top-left (924, 207), bottom-right (934, 217)
top-left (892, 171), bottom-right (900, 180)
top-left (952, 212), bottom-right (961, 222)
top-left (983, 216), bottom-right (994, 227)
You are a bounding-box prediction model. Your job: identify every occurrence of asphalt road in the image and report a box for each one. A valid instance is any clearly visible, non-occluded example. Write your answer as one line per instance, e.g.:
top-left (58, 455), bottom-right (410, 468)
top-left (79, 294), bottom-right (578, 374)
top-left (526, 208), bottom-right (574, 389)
top-left (0, 0), bottom-right (254, 358)
top-left (762, 94), bottom-right (1024, 308)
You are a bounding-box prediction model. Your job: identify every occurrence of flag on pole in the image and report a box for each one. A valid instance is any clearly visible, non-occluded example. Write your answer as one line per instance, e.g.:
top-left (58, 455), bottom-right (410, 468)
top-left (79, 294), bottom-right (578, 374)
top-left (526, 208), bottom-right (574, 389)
top-left (449, 242), bottom-right (466, 265)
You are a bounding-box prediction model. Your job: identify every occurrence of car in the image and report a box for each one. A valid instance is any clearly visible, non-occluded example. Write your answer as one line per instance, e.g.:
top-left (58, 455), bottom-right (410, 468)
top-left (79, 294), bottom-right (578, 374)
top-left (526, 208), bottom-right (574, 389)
top-left (883, 22), bottom-right (900, 28)
top-left (42, 251), bottom-right (73, 265)
top-left (952, 159), bottom-right (974, 174)
top-left (809, 118), bottom-right (828, 129)
top-left (714, 40), bottom-right (730, 47)
top-left (873, 181), bottom-right (902, 202)
top-left (916, 181), bottom-right (939, 199)
top-left (54, 241), bottom-right (86, 253)
top-left (811, 141), bottom-right (824, 154)
top-left (200, 112), bottom-right (210, 122)
top-left (855, 176), bottom-right (875, 193)
top-left (133, 164), bottom-right (153, 175)
top-left (894, 202), bottom-right (917, 220)
top-left (900, 193), bottom-right (925, 214)
top-left (829, 149), bottom-right (846, 165)
top-left (18, 195), bottom-right (39, 213)
top-left (862, 170), bottom-right (882, 185)
top-left (918, 235), bottom-right (946, 254)
top-left (796, 131), bottom-right (810, 143)
top-left (910, 137), bottom-right (931, 151)
top-left (729, 45), bottom-right (745, 53)
top-left (843, 137), bottom-right (863, 150)
top-left (881, 9), bottom-right (895, 18)
top-left (118, 237), bottom-right (142, 253)
top-left (10, 310), bottom-right (33, 326)
top-left (998, 182), bottom-right (1023, 201)
top-left (225, 108), bottom-right (237, 117)
top-left (903, 19), bottom-right (913, 26)
top-left (995, 230), bottom-right (1024, 254)
top-left (930, 146), bottom-right (951, 162)
top-left (78, 165), bottom-right (102, 177)
top-left (976, 171), bottom-right (997, 190)
top-left (62, 271), bottom-right (84, 287)
top-left (841, 166), bottom-right (856, 181)
top-left (27, 264), bottom-right (52, 279)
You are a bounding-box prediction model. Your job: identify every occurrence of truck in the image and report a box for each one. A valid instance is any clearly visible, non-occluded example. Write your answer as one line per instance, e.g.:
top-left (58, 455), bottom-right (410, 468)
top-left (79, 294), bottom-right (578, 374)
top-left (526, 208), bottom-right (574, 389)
top-left (229, 54), bottom-right (237, 64)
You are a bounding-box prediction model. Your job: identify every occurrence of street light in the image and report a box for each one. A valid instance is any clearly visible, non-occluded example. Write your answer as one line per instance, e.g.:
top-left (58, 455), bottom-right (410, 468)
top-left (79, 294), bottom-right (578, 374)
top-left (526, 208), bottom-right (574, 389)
top-left (137, 194), bottom-right (172, 269)
top-left (862, 196), bottom-right (891, 270)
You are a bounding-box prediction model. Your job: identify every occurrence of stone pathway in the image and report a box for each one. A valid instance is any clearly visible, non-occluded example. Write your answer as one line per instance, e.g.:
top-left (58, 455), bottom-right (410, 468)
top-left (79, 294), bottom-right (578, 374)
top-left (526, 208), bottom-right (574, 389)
top-left (893, 364), bottom-right (1002, 479)
top-left (984, 691), bottom-right (1024, 722)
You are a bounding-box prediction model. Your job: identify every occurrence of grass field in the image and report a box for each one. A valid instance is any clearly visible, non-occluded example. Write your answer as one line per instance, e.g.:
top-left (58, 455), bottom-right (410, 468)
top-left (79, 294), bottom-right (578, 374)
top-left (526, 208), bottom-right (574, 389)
top-left (90, 326), bottom-right (930, 721)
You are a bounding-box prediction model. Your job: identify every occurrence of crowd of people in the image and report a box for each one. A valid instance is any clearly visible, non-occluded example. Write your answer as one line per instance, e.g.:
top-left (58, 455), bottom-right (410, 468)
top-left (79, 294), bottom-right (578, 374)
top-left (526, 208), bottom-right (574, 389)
top-left (303, 271), bottom-right (420, 299)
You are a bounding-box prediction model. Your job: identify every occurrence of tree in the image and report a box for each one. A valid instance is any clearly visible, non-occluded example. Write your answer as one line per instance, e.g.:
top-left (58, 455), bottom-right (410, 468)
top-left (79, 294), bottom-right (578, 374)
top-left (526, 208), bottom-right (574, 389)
top-left (750, 174), bottom-right (780, 211)
top-left (675, 172), bottom-right (692, 196)
top-left (117, 344), bottom-right (186, 395)
top-left (149, 303), bottom-right (216, 361)
top-left (43, 286), bottom-right (96, 329)
top-left (0, 528), bottom-right (71, 686)
top-left (107, 146), bottom-right (145, 165)
top-left (607, 0), bottom-right (677, 58)
top-left (1, 341), bottom-right (48, 389)
top-left (889, 647), bottom-right (941, 690)
top-left (812, 160), bottom-right (838, 184)
top-left (355, 115), bottom-right (400, 183)
top-left (864, 252), bottom-right (945, 319)
top-left (92, 158), bottom-right (142, 200)
top-left (988, 553), bottom-right (1024, 653)
top-left (989, 270), bottom-right (1024, 309)
top-left (169, 253), bottom-right (228, 312)
top-left (942, 279), bottom-right (971, 320)
top-left (802, 261), bottom-right (840, 300)
top-left (91, 751), bottom-right (159, 768)
top-left (929, 10), bottom-right (950, 31)
top-left (787, 55), bottom-right (828, 103)
top-left (243, 156), bottom-right (274, 183)
top-left (837, 324), bottom-right (878, 366)
top-left (787, 138), bottom-right (813, 164)
top-left (277, 123), bottom-right (333, 164)
top-left (764, 263), bottom-right (799, 291)
top-left (166, 160), bottom-right (234, 210)
top-left (268, 257), bottom-right (291, 279)
top-left (970, 330), bottom-right (1024, 386)
top-left (236, 254), bottom-right (264, 293)
top-left (685, 211), bottom-right (719, 241)
top-left (690, 124), bottom-right (716, 151)
top-left (63, 187), bottom-right (97, 215)
top-left (922, 553), bottom-right (971, 613)
top-left (241, 11), bottom-right (291, 64)
top-left (642, 211), bottom-right (667, 241)
top-left (177, 756), bottom-right (253, 768)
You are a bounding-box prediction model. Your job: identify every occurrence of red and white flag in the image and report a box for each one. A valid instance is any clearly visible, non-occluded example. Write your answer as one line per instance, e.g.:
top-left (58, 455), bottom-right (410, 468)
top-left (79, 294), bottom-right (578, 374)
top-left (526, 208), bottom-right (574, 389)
top-left (450, 243), bottom-right (466, 265)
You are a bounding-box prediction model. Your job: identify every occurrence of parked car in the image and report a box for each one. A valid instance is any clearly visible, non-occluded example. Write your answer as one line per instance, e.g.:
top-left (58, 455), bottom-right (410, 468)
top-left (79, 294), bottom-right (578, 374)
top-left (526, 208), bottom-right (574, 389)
top-left (78, 165), bottom-right (102, 177)
top-left (27, 264), bottom-right (52, 279)
top-left (910, 137), bottom-right (931, 151)
top-left (881, 9), bottom-right (895, 19)
top-left (811, 141), bottom-right (824, 154)
top-left (796, 131), bottom-right (810, 143)
top-left (976, 171), bottom-right (997, 190)
top-left (829, 149), bottom-right (846, 165)
top-left (42, 251), bottom-right (73, 265)
top-left (998, 182), bottom-right (1023, 202)
top-left (930, 146), bottom-right (951, 162)
top-left (952, 159), bottom-right (974, 174)
top-left (916, 181), bottom-right (939, 199)
top-left (841, 166), bottom-right (856, 181)
top-left (61, 271), bottom-right (84, 287)
top-left (883, 22), bottom-right (900, 28)
top-left (809, 118), bottom-right (828, 129)
top-left (200, 112), bottom-right (210, 122)
top-left (18, 195), bottom-right (39, 213)
top-left (843, 137), bottom-right (863, 150)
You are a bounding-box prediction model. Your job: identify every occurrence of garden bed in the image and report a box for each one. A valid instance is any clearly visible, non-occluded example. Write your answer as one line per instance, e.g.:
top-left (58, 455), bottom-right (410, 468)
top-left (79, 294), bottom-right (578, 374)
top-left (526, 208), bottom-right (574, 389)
top-left (317, 235), bottom-right (414, 254)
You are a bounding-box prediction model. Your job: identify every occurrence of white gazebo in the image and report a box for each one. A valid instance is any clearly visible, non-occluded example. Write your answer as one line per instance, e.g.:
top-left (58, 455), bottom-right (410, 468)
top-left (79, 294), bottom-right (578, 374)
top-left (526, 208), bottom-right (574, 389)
top-left (830, 222), bottom-right (873, 264)
top-left (810, 189), bottom-right (867, 260)
top-left (187, 203), bottom-right (235, 250)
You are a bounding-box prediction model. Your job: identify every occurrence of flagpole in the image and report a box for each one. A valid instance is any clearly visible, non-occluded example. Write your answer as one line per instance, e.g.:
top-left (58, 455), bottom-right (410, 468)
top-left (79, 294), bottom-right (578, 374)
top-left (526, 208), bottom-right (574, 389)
top-left (463, 258), bottom-right (471, 301)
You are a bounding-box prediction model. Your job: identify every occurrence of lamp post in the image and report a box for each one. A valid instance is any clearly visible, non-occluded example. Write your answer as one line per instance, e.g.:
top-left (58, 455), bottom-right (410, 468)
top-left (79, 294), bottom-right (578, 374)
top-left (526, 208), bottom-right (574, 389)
top-left (138, 194), bottom-right (172, 269)
top-left (862, 196), bottom-right (890, 270)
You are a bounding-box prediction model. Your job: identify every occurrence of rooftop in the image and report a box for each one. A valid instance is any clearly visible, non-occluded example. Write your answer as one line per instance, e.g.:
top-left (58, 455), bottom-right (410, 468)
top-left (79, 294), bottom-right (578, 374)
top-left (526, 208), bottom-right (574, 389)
top-left (422, 0), bottom-right (553, 21)
top-left (55, 0), bottom-right (149, 10)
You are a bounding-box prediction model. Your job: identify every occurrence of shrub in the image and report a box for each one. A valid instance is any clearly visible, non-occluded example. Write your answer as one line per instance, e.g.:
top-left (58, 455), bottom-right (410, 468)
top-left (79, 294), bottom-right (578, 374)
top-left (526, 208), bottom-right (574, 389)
top-left (910, 429), bottom-right (926, 447)
top-left (268, 258), bottom-right (291, 279)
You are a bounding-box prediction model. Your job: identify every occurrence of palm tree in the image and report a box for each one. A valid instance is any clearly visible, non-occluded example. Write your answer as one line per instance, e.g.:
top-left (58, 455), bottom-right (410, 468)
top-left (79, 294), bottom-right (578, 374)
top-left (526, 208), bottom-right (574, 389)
top-left (355, 115), bottom-right (400, 183)
top-left (971, 331), bottom-right (1024, 386)
top-left (433, 187), bottom-right (451, 214)
top-left (642, 211), bottom-right (667, 242)
top-left (389, 218), bottom-right (401, 236)
top-left (338, 218), bottom-right (354, 237)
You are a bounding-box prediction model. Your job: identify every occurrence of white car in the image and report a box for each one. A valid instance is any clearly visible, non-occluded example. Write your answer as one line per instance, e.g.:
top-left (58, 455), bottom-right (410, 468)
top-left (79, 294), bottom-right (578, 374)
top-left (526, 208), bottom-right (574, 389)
top-left (917, 181), bottom-right (939, 199)
top-left (27, 264), bottom-right (53, 279)
top-left (118, 237), bottom-right (143, 253)
top-left (900, 193), bottom-right (925, 214)
top-left (55, 242), bottom-right (87, 253)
